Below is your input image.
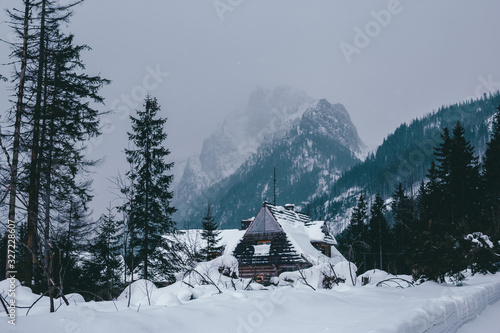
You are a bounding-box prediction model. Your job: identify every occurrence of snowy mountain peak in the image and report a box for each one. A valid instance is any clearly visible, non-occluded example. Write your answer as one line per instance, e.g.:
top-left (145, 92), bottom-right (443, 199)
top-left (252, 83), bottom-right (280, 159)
top-left (182, 85), bottom-right (316, 187)
top-left (173, 86), bottom-right (364, 226)
top-left (300, 99), bottom-right (364, 154)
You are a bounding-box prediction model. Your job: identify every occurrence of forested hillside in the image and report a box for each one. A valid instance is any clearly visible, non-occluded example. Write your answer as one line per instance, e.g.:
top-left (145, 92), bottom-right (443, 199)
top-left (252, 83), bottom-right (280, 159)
top-left (310, 93), bottom-right (500, 228)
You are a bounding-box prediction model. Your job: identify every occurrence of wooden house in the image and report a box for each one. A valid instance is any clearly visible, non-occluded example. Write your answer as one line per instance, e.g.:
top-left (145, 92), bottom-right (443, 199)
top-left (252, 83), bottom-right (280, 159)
top-left (233, 202), bottom-right (344, 284)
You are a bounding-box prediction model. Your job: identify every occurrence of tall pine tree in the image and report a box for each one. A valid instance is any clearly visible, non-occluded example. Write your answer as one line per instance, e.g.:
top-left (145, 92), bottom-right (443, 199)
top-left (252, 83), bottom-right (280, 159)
top-left (483, 105), bottom-right (500, 237)
top-left (351, 193), bottom-right (368, 238)
top-left (124, 95), bottom-right (176, 280)
top-left (391, 183), bottom-right (415, 272)
top-left (415, 123), bottom-right (484, 282)
top-left (336, 194), bottom-right (370, 272)
top-left (368, 193), bottom-right (390, 270)
top-left (448, 121), bottom-right (480, 232)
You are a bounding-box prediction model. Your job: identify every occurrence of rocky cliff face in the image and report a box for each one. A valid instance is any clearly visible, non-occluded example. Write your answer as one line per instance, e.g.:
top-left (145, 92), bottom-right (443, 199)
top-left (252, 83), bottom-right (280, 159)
top-left (174, 86), bottom-right (315, 218)
top-left (173, 86), bottom-right (365, 228)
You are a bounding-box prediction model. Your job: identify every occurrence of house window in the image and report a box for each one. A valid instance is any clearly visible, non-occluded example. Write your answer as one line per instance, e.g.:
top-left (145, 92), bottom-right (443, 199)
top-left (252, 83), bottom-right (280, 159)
top-left (257, 240), bottom-right (271, 245)
top-left (321, 245), bottom-right (331, 257)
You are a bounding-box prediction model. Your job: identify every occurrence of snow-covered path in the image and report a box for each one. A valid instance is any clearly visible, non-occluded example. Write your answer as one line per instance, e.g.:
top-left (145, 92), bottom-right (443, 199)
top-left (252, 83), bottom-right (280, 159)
top-left (457, 298), bottom-right (500, 332)
top-left (1, 273), bottom-right (500, 333)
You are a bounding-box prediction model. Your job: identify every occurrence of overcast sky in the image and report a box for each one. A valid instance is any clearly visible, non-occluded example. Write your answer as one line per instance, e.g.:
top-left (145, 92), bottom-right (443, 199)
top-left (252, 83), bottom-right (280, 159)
top-left (1, 0), bottom-right (500, 217)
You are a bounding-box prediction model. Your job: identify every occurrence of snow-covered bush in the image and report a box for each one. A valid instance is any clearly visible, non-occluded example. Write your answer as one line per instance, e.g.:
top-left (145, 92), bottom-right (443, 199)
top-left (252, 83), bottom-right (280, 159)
top-left (278, 261), bottom-right (357, 289)
top-left (181, 255), bottom-right (251, 292)
top-left (332, 261), bottom-right (358, 286)
top-left (358, 269), bottom-right (414, 288)
top-left (464, 232), bottom-right (498, 275)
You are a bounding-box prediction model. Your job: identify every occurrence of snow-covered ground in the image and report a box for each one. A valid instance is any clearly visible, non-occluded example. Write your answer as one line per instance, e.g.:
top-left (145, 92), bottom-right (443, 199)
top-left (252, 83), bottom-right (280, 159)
top-left (1, 271), bottom-right (500, 333)
top-left (458, 296), bottom-right (500, 333)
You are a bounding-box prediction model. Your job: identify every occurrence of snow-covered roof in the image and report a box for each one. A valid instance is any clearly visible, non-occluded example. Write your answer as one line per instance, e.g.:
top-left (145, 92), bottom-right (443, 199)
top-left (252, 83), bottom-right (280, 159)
top-left (266, 204), bottom-right (311, 226)
top-left (303, 220), bottom-right (337, 245)
top-left (266, 204), bottom-right (337, 245)
top-left (241, 203), bottom-right (344, 265)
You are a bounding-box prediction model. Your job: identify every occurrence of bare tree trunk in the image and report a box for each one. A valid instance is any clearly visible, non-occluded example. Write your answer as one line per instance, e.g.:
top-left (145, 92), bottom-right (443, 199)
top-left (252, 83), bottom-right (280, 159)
top-left (144, 120), bottom-right (150, 280)
top-left (7, 0), bottom-right (30, 280)
top-left (379, 222), bottom-right (383, 270)
top-left (26, 0), bottom-right (46, 287)
top-left (44, 127), bottom-right (54, 311)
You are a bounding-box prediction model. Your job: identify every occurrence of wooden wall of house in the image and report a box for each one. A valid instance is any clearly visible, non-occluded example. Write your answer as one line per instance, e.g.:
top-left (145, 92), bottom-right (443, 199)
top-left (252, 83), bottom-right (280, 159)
top-left (311, 241), bottom-right (332, 257)
top-left (233, 232), bottom-right (305, 266)
top-left (234, 231), bottom-right (313, 285)
top-left (238, 262), bottom-right (312, 285)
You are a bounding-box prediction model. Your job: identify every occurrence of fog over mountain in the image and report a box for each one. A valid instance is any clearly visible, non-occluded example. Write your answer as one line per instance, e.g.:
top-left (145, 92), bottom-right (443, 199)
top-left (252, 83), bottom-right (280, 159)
top-left (174, 86), bottom-right (365, 228)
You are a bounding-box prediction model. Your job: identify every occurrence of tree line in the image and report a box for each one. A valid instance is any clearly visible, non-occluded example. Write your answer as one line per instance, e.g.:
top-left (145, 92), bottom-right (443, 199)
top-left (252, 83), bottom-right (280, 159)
top-left (0, 0), bottom-right (109, 312)
top-left (0, 0), bottom-right (224, 310)
top-left (337, 110), bottom-right (500, 283)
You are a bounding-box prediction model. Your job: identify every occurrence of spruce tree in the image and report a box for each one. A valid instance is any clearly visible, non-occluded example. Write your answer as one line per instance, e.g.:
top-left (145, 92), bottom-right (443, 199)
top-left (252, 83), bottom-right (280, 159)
top-left (391, 183), bottom-right (415, 272)
top-left (415, 124), bottom-right (485, 282)
top-left (124, 95), bottom-right (176, 280)
top-left (483, 105), bottom-right (500, 237)
top-left (336, 194), bottom-right (370, 273)
top-left (351, 194), bottom-right (368, 238)
top-left (86, 206), bottom-right (123, 299)
top-left (200, 204), bottom-right (225, 261)
top-left (448, 121), bottom-right (480, 232)
top-left (368, 193), bottom-right (390, 270)
top-left (411, 181), bottom-right (431, 279)
top-left (414, 135), bottom-right (456, 282)
top-left (415, 131), bottom-right (446, 280)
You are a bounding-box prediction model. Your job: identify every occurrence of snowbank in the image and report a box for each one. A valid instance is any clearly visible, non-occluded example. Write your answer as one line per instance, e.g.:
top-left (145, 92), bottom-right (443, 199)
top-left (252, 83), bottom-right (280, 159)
top-left (0, 278), bottom-right (84, 317)
top-left (2, 273), bottom-right (500, 332)
top-left (395, 277), bottom-right (500, 332)
top-left (117, 279), bottom-right (158, 306)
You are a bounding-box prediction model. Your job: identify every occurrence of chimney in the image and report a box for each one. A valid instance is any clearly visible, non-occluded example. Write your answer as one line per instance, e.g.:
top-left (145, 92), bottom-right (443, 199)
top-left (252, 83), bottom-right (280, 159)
top-left (284, 204), bottom-right (295, 211)
top-left (241, 218), bottom-right (253, 230)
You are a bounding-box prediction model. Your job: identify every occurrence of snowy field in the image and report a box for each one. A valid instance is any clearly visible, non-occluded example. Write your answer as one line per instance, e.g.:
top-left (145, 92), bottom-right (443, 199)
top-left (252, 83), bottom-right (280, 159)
top-left (1, 270), bottom-right (500, 333)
